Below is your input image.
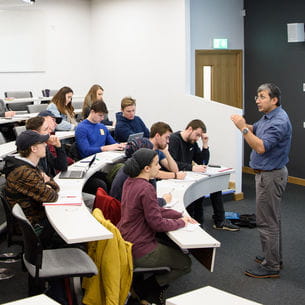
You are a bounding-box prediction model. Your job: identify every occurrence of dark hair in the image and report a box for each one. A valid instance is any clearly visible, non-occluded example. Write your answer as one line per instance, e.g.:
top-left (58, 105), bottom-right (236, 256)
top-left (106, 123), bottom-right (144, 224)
top-left (125, 138), bottom-right (153, 158)
top-left (185, 119), bottom-right (206, 133)
top-left (150, 122), bottom-right (172, 138)
top-left (257, 83), bottom-right (281, 106)
top-left (26, 116), bottom-right (45, 131)
top-left (90, 100), bottom-right (108, 114)
top-left (19, 147), bottom-right (33, 158)
top-left (124, 148), bottom-right (157, 178)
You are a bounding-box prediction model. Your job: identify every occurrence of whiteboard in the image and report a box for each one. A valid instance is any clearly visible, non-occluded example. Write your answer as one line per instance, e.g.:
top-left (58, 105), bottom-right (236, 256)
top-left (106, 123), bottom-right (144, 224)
top-left (0, 10), bottom-right (46, 72)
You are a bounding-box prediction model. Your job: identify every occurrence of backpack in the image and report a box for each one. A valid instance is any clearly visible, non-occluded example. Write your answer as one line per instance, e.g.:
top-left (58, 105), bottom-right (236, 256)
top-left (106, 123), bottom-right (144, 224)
top-left (231, 214), bottom-right (256, 228)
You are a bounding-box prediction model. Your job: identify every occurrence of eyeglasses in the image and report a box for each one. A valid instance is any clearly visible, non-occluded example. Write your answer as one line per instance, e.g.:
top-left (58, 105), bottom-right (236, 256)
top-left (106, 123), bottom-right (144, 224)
top-left (254, 95), bottom-right (267, 101)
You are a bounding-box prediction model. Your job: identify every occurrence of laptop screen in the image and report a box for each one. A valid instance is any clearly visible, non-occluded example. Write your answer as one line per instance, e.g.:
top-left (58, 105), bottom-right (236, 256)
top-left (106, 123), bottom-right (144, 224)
top-left (127, 132), bottom-right (144, 142)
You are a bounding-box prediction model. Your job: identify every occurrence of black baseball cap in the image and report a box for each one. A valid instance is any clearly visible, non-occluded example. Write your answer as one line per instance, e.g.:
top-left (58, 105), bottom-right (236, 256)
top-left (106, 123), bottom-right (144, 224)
top-left (38, 110), bottom-right (62, 124)
top-left (16, 130), bottom-right (50, 151)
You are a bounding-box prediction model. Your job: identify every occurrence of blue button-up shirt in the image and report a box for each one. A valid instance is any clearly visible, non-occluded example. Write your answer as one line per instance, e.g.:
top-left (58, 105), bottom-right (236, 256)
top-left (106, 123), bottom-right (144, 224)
top-left (249, 106), bottom-right (292, 170)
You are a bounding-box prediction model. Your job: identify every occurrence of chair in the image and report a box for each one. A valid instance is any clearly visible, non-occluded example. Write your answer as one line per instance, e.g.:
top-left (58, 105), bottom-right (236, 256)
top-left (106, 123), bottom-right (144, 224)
top-left (27, 104), bottom-right (48, 113)
top-left (12, 204), bottom-right (98, 304)
top-left (4, 91), bottom-right (34, 112)
top-left (0, 131), bottom-right (6, 144)
top-left (0, 191), bottom-right (23, 262)
top-left (72, 101), bottom-right (83, 110)
top-left (14, 125), bottom-right (26, 137)
top-left (42, 89), bottom-right (58, 97)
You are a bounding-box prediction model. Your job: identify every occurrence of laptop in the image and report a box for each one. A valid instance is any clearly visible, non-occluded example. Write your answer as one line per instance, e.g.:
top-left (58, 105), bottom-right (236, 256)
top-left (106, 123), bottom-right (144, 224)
top-left (59, 154), bottom-right (96, 179)
top-left (127, 132), bottom-right (144, 142)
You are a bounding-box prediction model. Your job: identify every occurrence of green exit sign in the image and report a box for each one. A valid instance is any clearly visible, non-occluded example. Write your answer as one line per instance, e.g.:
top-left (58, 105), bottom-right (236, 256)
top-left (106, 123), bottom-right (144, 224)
top-left (213, 38), bottom-right (228, 49)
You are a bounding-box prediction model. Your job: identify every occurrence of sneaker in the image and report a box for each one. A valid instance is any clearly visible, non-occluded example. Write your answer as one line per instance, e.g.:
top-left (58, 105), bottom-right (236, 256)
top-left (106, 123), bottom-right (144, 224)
top-left (213, 219), bottom-right (240, 231)
top-left (244, 264), bottom-right (280, 279)
top-left (255, 255), bottom-right (283, 269)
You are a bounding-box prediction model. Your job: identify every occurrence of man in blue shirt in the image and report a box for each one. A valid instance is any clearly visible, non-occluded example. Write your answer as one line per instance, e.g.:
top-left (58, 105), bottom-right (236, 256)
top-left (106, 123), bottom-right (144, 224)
top-left (76, 101), bottom-right (125, 158)
top-left (231, 83), bottom-right (292, 279)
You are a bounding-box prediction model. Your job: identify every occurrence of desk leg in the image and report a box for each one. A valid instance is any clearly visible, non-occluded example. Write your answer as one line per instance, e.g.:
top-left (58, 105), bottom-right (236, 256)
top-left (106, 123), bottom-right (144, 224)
top-left (190, 247), bottom-right (216, 272)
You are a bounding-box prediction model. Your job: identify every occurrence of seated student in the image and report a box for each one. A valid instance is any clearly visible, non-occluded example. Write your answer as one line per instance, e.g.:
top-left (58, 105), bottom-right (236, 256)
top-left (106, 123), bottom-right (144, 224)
top-left (149, 121), bottom-right (186, 180)
top-left (168, 119), bottom-right (239, 231)
top-left (82, 84), bottom-right (113, 125)
top-left (0, 99), bottom-right (16, 141)
top-left (114, 97), bottom-right (149, 142)
top-left (26, 113), bottom-right (67, 178)
top-left (75, 100), bottom-right (124, 158)
top-left (0, 99), bottom-right (15, 118)
top-left (3, 130), bottom-right (61, 248)
top-left (110, 137), bottom-right (167, 206)
top-left (47, 86), bottom-right (77, 131)
top-left (117, 148), bottom-right (194, 304)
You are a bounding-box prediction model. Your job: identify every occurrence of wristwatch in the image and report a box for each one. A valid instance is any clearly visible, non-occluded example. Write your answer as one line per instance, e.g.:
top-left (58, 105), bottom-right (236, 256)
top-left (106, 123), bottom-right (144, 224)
top-left (242, 127), bottom-right (249, 135)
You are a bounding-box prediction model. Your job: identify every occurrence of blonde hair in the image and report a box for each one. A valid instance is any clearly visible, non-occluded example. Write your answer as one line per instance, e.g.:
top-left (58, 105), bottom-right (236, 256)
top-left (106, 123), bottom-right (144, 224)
top-left (121, 97), bottom-right (136, 110)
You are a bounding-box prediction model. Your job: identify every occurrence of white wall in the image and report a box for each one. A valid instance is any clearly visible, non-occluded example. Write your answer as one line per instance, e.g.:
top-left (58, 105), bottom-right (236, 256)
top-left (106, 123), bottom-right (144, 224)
top-left (190, 0), bottom-right (244, 94)
top-left (91, 0), bottom-right (243, 193)
top-left (0, 0), bottom-right (93, 97)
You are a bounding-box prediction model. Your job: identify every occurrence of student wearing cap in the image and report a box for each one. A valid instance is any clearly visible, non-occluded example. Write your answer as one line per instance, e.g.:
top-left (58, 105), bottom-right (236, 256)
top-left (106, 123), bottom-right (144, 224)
top-left (26, 114), bottom-right (67, 178)
top-left (3, 130), bottom-right (60, 247)
top-left (117, 148), bottom-right (195, 305)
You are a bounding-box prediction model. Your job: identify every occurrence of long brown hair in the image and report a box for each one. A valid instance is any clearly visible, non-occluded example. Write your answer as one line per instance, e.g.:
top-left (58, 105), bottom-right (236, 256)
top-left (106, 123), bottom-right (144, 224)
top-left (51, 86), bottom-right (74, 116)
top-left (82, 84), bottom-right (104, 117)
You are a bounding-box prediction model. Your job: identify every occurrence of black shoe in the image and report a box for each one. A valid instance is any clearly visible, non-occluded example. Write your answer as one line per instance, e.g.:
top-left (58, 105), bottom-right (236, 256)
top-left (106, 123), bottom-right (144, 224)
top-left (0, 268), bottom-right (15, 280)
top-left (245, 264), bottom-right (280, 279)
top-left (213, 219), bottom-right (240, 231)
top-left (255, 255), bottom-right (283, 269)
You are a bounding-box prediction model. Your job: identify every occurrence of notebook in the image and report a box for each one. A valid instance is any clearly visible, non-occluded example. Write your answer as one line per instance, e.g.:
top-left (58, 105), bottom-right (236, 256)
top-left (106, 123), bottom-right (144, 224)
top-left (127, 132), bottom-right (144, 142)
top-left (59, 154), bottom-right (96, 179)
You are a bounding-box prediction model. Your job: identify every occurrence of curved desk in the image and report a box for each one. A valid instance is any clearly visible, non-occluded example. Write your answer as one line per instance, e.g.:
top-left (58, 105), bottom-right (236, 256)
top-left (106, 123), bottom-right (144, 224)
top-left (157, 168), bottom-right (234, 271)
top-left (45, 151), bottom-right (125, 244)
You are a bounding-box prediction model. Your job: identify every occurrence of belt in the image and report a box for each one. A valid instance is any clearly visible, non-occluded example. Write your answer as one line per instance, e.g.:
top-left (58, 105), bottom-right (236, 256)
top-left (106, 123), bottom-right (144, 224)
top-left (253, 169), bottom-right (280, 174)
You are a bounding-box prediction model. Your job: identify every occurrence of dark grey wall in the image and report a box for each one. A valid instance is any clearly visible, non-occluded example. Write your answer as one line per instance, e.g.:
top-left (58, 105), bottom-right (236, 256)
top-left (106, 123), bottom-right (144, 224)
top-left (244, 0), bottom-right (305, 178)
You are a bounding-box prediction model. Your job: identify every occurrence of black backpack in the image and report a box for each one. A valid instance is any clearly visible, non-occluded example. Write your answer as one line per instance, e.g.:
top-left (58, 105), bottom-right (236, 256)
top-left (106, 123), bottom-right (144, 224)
top-left (231, 214), bottom-right (256, 228)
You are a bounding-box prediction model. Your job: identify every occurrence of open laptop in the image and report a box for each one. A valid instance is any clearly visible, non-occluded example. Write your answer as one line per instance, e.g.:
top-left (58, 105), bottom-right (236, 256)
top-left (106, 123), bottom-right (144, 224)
top-left (127, 132), bottom-right (144, 142)
top-left (59, 154), bottom-right (96, 179)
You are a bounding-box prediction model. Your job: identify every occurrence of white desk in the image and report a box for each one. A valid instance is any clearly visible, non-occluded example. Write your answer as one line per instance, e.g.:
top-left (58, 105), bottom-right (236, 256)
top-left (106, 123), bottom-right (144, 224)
top-left (2, 294), bottom-right (61, 305)
top-left (0, 131), bottom-right (75, 159)
top-left (0, 113), bottom-right (37, 125)
top-left (45, 151), bottom-right (125, 244)
top-left (157, 168), bottom-right (233, 271)
top-left (166, 286), bottom-right (263, 305)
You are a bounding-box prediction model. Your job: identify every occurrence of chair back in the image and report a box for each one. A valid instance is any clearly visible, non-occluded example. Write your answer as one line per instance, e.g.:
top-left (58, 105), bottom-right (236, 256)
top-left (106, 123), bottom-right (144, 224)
top-left (14, 126), bottom-right (26, 137)
top-left (0, 191), bottom-right (22, 247)
top-left (27, 104), bottom-right (48, 113)
top-left (42, 89), bottom-right (58, 97)
top-left (4, 91), bottom-right (33, 112)
top-left (72, 101), bottom-right (83, 109)
top-left (12, 204), bottom-right (43, 271)
top-left (0, 131), bottom-right (6, 144)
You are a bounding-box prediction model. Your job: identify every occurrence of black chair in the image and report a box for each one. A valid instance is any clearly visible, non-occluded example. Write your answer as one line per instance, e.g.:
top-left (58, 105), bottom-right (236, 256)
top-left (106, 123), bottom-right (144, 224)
top-left (4, 91), bottom-right (34, 112)
top-left (42, 89), bottom-right (58, 97)
top-left (0, 191), bottom-right (23, 250)
top-left (12, 203), bottom-right (98, 304)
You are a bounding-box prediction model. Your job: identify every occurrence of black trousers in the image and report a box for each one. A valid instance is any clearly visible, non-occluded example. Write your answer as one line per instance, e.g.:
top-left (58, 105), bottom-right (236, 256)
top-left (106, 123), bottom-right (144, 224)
top-left (186, 191), bottom-right (225, 225)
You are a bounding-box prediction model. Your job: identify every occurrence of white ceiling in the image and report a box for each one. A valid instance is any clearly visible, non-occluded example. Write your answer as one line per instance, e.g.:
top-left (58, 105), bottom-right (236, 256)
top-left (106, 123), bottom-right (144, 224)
top-left (0, 0), bottom-right (35, 9)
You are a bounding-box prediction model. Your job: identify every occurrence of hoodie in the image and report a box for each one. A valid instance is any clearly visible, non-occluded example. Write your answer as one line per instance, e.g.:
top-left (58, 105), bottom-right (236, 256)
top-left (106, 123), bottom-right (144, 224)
top-left (114, 112), bottom-right (149, 142)
top-left (3, 156), bottom-right (59, 225)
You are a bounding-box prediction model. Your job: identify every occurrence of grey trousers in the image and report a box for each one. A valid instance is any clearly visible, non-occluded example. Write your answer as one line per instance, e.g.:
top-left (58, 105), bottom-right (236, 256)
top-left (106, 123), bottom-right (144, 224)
top-left (133, 243), bottom-right (192, 286)
top-left (255, 166), bottom-right (288, 271)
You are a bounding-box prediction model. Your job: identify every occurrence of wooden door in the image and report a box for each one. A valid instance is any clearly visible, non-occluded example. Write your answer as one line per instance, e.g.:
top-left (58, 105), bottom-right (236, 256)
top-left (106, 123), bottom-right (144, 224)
top-left (195, 50), bottom-right (243, 109)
